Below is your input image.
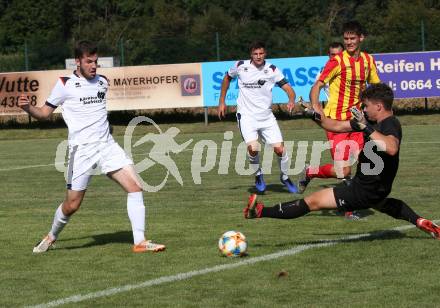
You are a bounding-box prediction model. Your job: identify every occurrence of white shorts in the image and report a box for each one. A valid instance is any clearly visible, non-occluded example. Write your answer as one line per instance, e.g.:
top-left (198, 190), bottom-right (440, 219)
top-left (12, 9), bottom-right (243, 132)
top-left (236, 112), bottom-right (283, 145)
top-left (66, 140), bottom-right (133, 191)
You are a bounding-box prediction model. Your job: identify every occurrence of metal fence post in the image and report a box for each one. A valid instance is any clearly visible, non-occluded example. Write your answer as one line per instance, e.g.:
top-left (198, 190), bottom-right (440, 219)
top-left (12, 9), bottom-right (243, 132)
top-left (216, 32), bottom-right (220, 61)
top-left (25, 40), bottom-right (31, 126)
top-left (24, 40), bottom-right (29, 71)
top-left (318, 31), bottom-right (322, 56)
top-left (205, 32), bottom-right (221, 126)
top-left (120, 38), bottom-right (125, 66)
top-left (421, 20), bottom-right (428, 111)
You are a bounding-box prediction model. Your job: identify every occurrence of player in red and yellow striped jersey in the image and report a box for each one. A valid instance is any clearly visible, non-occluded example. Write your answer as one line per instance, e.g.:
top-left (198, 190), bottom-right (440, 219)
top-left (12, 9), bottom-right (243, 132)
top-left (299, 21), bottom-right (380, 215)
top-left (320, 46), bottom-right (380, 121)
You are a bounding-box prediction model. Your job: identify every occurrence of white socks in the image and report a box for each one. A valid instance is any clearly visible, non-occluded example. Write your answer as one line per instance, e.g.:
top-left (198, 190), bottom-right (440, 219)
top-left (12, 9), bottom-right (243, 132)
top-left (278, 150), bottom-right (290, 180)
top-left (249, 151), bottom-right (289, 178)
top-left (49, 204), bottom-right (70, 240)
top-left (127, 192), bottom-right (146, 245)
top-left (248, 152), bottom-right (261, 174)
top-left (47, 193), bottom-right (146, 245)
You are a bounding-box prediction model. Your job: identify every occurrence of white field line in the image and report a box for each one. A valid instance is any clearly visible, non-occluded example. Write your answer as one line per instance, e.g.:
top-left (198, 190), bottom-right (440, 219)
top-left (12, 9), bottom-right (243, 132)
top-left (0, 164), bottom-right (56, 171)
top-left (1, 141), bottom-right (439, 172)
top-left (28, 223), bottom-right (420, 308)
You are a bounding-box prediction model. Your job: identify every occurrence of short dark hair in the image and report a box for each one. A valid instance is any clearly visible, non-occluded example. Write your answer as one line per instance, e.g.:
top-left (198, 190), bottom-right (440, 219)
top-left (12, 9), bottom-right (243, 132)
top-left (74, 40), bottom-right (98, 59)
top-left (249, 41), bottom-right (266, 53)
top-left (329, 42), bottom-right (344, 50)
top-left (342, 21), bottom-right (366, 36)
top-left (361, 83), bottom-right (394, 110)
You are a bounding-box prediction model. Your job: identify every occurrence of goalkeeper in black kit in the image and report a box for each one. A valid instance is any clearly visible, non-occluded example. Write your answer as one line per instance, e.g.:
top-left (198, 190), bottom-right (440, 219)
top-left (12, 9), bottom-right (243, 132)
top-left (244, 83), bottom-right (440, 240)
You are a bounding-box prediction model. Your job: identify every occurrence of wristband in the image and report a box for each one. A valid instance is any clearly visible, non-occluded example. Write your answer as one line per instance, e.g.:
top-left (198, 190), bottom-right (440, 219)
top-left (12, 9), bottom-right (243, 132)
top-left (349, 119), bottom-right (362, 131)
top-left (313, 112), bottom-right (321, 122)
top-left (363, 123), bottom-right (375, 136)
top-left (350, 119), bottom-right (375, 136)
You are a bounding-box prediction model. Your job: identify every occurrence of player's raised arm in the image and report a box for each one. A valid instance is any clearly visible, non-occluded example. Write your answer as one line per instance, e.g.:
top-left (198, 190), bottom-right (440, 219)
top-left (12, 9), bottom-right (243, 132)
top-left (349, 119), bottom-right (400, 156)
top-left (368, 130), bottom-right (400, 156)
top-left (218, 74), bottom-right (232, 120)
top-left (18, 94), bottom-right (55, 120)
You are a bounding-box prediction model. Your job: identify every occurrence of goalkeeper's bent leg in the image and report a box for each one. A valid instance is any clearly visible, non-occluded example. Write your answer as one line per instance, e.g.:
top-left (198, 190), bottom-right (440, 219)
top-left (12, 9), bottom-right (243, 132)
top-left (373, 198), bottom-right (420, 225)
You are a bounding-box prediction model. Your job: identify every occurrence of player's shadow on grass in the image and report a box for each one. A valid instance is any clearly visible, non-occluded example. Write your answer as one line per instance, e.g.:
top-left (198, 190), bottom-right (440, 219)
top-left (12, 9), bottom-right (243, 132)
top-left (247, 184), bottom-right (293, 194)
top-left (251, 229), bottom-right (430, 249)
top-left (59, 231), bottom-right (132, 250)
top-left (280, 229), bottom-right (431, 247)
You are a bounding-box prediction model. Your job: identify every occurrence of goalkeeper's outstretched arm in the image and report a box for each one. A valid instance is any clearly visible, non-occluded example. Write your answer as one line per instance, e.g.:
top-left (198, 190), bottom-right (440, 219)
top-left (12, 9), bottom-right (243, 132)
top-left (319, 116), bottom-right (352, 132)
top-left (318, 106), bottom-right (400, 156)
top-left (300, 98), bottom-right (351, 132)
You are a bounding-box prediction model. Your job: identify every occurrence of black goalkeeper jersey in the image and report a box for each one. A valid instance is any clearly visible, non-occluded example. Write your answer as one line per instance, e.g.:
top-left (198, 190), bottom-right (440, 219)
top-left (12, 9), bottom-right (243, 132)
top-left (353, 115), bottom-right (402, 198)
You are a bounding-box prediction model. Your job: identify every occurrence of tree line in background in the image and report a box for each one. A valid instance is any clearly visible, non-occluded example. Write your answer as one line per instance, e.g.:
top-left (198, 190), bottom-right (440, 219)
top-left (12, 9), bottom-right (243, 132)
top-left (0, 0), bottom-right (439, 72)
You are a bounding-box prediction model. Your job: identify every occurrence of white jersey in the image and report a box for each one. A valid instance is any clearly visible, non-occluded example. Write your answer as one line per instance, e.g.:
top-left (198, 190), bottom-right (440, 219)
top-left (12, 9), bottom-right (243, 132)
top-left (46, 72), bottom-right (111, 145)
top-left (228, 60), bottom-right (287, 120)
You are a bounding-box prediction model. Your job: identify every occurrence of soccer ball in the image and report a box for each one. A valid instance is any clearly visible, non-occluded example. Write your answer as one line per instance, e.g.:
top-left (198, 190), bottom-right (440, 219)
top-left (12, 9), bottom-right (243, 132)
top-left (218, 231), bottom-right (247, 257)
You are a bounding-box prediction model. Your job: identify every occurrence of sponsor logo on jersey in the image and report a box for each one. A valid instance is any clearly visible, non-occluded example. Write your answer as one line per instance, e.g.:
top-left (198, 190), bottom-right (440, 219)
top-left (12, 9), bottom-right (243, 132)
top-left (80, 94), bottom-right (105, 105)
top-left (241, 82), bottom-right (262, 89)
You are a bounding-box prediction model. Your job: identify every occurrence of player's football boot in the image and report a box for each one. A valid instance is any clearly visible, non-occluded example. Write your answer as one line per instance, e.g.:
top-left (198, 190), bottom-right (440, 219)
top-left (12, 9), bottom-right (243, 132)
top-left (255, 173), bottom-right (266, 192)
top-left (244, 194), bottom-right (264, 219)
top-left (132, 240), bottom-right (166, 253)
top-left (345, 211), bottom-right (362, 220)
top-left (33, 235), bottom-right (56, 253)
top-left (297, 164), bottom-right (311, 194)
top-left (416, 218), bottom-right (440, 239)
top-left (280, 175), bottom-right (298, 193)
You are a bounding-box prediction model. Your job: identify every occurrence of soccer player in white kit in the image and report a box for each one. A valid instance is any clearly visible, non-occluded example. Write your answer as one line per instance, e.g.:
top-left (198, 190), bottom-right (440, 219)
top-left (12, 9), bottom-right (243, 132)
top-left (218, 41), bottom-right (297, 193)
top-left (18, 41), bottom-right (165, 253)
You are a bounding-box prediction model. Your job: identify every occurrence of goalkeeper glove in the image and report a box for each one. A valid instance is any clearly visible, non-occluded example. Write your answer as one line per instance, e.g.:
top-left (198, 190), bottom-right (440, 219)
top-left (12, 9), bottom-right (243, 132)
top-left (299, 97), bottom-right (321, 122)
top-left (350, 106), bottom-right (365, 123)
top-left (349, 107), bottom-right (375, 136)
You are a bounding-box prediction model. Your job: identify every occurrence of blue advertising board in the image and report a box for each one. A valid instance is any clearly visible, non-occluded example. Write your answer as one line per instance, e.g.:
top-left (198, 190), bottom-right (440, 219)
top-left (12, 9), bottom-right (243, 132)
top-left (201, 56), bottom-right (328, 107)
top-left (201, 51), bottom-right (440, 107)
top-left (374, 51), bottom-right (440, 99)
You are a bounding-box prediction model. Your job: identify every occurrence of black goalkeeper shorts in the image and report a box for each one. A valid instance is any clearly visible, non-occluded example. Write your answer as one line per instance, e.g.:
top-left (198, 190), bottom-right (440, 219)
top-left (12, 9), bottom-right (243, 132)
top-left (332, 181), bottom-right (386, 212)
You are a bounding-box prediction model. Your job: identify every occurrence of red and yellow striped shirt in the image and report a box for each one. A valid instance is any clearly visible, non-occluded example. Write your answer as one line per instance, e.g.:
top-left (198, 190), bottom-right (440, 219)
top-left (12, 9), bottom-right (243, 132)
top-left (319, 50), bottom-right (380, 120)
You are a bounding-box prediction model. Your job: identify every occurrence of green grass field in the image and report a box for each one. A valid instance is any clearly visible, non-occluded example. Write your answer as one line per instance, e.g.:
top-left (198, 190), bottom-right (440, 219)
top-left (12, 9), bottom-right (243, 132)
top-left (1, 115), bottom-right (440, 307)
